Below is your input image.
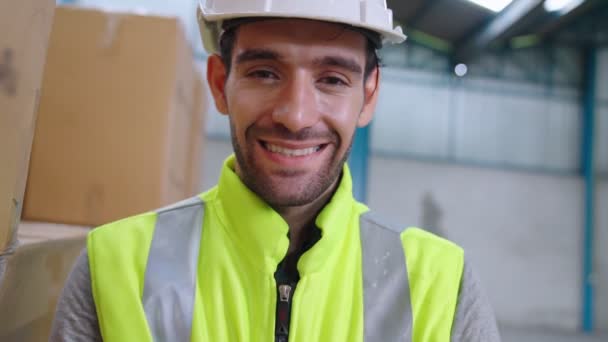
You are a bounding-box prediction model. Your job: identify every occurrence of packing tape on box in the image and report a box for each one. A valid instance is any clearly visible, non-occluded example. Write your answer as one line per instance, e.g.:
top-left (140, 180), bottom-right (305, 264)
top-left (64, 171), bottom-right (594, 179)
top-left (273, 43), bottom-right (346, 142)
top-left (1, 198), bottom-right (22, 258)
top-left (101, 13), bottom-right (126, 50)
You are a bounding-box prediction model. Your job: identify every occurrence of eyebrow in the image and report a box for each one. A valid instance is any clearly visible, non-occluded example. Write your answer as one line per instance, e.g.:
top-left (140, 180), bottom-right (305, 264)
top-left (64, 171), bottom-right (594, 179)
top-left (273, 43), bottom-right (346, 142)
top-left (234, 49), bottom-right (363, 75)
top-left (313, 56), bottom-right (363, 75)
top-left (235, 48), bottom-right (282, 64)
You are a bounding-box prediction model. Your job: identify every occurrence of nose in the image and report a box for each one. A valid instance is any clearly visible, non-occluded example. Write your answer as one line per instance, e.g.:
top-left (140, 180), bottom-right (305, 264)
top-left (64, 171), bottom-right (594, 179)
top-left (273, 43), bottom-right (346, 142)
top-left (271, 74), bottom-right (320, 132)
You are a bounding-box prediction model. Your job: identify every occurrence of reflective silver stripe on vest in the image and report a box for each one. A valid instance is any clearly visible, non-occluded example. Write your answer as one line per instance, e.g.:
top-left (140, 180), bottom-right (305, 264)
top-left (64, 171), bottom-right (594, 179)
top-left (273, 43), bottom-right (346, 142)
top-left (360, 211), bottom-right (412, 341)
top-left (142, 196), bottom-right (205, 342)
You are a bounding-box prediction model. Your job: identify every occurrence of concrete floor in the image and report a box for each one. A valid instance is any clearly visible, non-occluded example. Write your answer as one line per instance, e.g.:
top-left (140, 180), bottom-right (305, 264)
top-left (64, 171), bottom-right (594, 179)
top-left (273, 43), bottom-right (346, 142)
top-left (501, 327), bottom-right (607, 342)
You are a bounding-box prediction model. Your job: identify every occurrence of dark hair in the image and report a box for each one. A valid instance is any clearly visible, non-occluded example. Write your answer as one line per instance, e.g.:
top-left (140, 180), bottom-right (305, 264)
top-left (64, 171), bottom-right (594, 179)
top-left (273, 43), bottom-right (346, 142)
top-left (218, 19), bottom-right (381, 81)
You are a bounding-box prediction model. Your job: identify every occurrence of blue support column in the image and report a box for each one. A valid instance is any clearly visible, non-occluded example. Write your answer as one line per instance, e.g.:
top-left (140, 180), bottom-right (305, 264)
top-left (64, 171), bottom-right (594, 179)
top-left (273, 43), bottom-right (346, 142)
top-left (581, 46), bottom-right (597, 333)
top-left (348, 126), bottom-right (370, 203)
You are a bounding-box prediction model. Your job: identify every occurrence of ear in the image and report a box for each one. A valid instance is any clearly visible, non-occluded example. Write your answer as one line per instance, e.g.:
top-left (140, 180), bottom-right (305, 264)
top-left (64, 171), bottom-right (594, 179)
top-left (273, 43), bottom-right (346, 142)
top-left (206, 54), bottom-right (229, 115)
top-left (357, 66), bottom-right (380, 127)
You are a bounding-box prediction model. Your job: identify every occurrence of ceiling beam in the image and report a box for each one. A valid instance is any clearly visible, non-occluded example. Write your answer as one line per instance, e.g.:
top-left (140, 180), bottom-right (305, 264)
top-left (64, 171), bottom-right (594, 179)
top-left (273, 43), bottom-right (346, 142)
top-left (453, 0), bottom-right (543, 63)
top-left (406, 0), bottom-right (444, 27)
top-left (537, 0), bottom-right (608, 42)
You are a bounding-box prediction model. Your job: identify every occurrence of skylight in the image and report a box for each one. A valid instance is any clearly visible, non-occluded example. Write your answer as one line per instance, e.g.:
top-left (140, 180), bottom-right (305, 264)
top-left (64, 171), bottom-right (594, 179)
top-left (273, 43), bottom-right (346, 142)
top-left (466, 0), bottom-right (513, 12)
top-left (544, 0), bottom-right (585, 13)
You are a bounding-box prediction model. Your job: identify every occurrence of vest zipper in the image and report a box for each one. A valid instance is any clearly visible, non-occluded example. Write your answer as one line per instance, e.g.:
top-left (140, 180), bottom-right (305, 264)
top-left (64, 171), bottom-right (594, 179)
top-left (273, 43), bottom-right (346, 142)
top-left (275, 283), bottom-right (294, 342)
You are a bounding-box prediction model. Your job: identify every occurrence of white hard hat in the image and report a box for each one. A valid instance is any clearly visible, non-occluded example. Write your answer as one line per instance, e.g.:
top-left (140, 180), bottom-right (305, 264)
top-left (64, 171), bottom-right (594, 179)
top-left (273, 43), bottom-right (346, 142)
top-left (197, 0), bottom-right (406, 54)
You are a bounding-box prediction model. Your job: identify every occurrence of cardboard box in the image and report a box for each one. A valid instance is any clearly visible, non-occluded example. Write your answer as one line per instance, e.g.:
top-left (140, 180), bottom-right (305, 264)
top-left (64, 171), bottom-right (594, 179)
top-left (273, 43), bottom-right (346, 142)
top-left (0, 222), bottom-right (88, 341)
top-left (23, 7), bottom-right (207, 227)
top-left (0, 0), bottom-right (56, 253)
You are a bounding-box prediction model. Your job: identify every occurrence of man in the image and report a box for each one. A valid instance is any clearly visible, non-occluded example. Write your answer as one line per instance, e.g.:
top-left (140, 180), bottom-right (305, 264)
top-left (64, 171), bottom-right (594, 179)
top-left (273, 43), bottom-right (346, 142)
top-left (51, 0), bottom-right (500, 341)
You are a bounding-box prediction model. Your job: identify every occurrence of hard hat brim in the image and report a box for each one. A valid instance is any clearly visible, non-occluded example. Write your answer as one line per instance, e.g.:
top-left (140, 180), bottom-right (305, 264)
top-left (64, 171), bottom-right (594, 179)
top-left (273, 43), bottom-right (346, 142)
top-left (197, 7), bottom-right (406, 54)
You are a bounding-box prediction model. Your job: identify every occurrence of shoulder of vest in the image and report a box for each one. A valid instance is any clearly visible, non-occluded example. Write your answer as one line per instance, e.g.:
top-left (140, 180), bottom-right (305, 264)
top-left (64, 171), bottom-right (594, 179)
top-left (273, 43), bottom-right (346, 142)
top-left (88, 211), bottom-right (157, 241)
top-left (360, 210), bottom-right (463, 255)
top-left (359, 210), bottom-right (405, 235)
top-left (89, 195), bottom-right (205, 239)
top-left (155, 195), bottom-right (205, 214)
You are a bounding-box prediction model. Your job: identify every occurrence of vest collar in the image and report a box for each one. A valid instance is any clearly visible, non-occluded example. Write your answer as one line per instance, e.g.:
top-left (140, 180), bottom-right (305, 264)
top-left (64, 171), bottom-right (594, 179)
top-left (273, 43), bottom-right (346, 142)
top-left (216, 155), bottom-right (357, 275)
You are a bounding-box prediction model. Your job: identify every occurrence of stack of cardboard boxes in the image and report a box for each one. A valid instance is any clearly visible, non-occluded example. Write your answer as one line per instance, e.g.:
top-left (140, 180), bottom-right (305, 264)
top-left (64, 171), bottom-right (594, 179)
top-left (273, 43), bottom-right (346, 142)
top-left (1, 3), bottom-right (207, 340)
top-left (0, 0), bottom-right (88, 340)
top-left (24, 6), bottom-right (207, 226)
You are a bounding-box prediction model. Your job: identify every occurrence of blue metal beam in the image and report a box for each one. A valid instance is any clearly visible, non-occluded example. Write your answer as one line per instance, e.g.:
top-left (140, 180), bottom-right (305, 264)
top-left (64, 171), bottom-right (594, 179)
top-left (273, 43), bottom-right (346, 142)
top-left (454, 0), bottom-right (544, 63)
top-left (581, 45), bottom-right (597, 333)
top-left (348, 126), bottom-right (370, 203)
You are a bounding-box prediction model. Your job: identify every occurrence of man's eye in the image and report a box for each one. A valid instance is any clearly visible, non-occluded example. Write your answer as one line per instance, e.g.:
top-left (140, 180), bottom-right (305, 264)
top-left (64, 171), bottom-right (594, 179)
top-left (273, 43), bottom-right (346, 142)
top-left (319, 76), bottom-right (348, 86)
top-left (247, 70), bottom-right (278, 79)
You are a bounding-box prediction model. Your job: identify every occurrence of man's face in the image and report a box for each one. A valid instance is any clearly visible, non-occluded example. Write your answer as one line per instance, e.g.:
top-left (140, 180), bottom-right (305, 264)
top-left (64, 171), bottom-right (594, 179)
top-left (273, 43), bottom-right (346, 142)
top-left (207, 19), bottom-right (379, 208)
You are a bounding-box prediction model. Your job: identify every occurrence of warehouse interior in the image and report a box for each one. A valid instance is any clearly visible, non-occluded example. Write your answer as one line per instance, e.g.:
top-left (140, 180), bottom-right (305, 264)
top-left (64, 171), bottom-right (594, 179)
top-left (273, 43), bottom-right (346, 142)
top-left (1, 0), bottom-right (607, 340)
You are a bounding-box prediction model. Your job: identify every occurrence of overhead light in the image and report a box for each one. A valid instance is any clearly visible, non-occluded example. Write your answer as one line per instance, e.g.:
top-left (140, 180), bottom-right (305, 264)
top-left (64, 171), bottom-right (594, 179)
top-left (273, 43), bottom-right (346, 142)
top-left (466, 0), bottom-right (513, 12)
top-left (454, 63), bottom-right (468, 77)
top-left (544, 0), bottom-right (584, 13)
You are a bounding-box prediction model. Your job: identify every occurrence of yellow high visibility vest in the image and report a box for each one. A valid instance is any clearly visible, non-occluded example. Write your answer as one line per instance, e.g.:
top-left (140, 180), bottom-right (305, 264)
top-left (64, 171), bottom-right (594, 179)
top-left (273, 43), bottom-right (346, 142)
top-left (88, 156), bottom-right (463, 341)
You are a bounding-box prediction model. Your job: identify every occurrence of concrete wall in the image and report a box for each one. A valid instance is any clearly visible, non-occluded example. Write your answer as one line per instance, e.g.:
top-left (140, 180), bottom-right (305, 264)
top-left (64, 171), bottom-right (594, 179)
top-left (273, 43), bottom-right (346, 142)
top-left (200, 139), bottom-right (585, 331)
top-left (595, 47), bottom-right (608, 332)
top-left (596, 48), bottom-right (608, 173)
top-left (367, 156), bottom-right (583, 331)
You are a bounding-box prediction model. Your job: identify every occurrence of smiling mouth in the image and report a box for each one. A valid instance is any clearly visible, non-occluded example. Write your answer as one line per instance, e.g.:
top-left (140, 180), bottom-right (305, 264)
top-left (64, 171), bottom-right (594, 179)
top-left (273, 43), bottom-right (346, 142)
top-left (261, 141), bottom-right (325, 157)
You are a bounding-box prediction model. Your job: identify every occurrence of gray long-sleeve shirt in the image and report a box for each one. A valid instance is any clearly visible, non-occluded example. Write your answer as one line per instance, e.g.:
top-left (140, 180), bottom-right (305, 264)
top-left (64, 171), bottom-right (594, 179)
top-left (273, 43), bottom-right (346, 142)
top-left (50, 249), bottom-right (500, 341)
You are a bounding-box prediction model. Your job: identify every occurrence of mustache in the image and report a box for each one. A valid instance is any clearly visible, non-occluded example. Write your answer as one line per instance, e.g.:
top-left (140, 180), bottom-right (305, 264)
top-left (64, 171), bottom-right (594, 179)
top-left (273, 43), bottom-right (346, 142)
top-left (248, 124), bottom-right (339, 143)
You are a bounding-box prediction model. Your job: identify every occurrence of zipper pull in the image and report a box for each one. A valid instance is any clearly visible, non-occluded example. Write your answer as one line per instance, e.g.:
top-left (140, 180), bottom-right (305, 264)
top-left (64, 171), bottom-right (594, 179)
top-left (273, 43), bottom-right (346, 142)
top-left (279, 284), bottom-right (292, 302)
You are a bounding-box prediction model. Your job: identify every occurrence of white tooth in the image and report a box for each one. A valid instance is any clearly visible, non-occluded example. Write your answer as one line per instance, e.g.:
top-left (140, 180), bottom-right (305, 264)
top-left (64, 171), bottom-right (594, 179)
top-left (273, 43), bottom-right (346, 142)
top-left (265, 143), bottom-right (319, 157)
